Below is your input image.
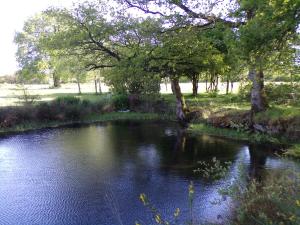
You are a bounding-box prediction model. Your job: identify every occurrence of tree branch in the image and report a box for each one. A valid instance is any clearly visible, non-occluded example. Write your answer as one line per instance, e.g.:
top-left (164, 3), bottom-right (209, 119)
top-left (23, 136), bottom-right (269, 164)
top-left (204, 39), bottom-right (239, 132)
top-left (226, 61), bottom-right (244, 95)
top-left (86, 63), bottom-right (115, 70)
top-left (77, 20), bottom-right (121, 61)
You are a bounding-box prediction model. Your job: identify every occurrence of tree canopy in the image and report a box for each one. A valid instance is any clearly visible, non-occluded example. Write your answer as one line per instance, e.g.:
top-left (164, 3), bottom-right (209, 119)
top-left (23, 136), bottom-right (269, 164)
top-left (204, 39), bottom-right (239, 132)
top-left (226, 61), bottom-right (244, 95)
top-left (14, 0), bottom-right (300, 124)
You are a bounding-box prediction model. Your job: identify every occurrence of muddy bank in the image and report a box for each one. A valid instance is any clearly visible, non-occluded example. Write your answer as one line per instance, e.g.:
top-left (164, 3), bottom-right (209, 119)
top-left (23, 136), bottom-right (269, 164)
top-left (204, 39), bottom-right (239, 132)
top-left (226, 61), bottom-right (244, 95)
top-left (190, 109), bottom-right (300, 141)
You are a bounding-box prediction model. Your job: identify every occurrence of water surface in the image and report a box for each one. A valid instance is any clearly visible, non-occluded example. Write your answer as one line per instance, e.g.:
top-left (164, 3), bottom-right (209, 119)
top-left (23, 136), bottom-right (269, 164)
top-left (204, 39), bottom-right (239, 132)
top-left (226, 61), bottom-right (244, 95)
top-left (0, 122), bottom-right (296, 225)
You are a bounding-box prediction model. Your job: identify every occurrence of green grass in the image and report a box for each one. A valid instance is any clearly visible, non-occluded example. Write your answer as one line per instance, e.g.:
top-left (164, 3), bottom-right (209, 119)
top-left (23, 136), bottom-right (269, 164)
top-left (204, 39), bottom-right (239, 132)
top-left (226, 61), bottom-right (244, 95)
top-left (181, 93), bottom-right (299, 121)
top-left (188, 123), bottom-right (283, 144)
top-left (255, 105), bottom-right (300, 122)
top-left (163, 93), bottom-right (249, 108)
top-left (185, 93), bottom-right (250, 109)
top-left (285, 144), bottom-right (300, 158)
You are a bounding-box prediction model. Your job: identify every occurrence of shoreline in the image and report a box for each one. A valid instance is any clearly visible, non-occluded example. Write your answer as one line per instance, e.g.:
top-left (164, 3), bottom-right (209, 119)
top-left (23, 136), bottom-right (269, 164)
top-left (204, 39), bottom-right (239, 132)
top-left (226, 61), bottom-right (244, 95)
top-left (0, 111), bottom-right (296, 144)
top-left (0, 112), bottom-right (174, 137)
top-left (1, 111), bottom-right (299, 157)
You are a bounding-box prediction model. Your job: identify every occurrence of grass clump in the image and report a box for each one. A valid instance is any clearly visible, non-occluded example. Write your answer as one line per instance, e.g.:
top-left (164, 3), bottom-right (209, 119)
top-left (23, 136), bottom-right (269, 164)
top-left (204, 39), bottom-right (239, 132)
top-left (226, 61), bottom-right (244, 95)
top-left (254, 105), bottom-right (300, 122)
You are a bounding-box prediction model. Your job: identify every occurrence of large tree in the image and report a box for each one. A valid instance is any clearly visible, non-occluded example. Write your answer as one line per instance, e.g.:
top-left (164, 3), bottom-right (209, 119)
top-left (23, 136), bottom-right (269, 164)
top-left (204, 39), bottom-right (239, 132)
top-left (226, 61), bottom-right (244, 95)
top-left (236, 0), bottom-right (300, 113)
top-left (122, 0), bottom-right (300, 114)
top-left (14, 12), bottom-right (68, 87)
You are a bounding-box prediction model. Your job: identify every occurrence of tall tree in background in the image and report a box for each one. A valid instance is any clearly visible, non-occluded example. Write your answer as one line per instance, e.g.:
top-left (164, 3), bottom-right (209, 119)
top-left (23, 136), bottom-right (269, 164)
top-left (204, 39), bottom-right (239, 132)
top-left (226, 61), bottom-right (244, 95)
top-left (14, 12), bottom-right (66, 87)
top-left (15, 0), bottom-right (300, 126)
top-left (235, 0), bottom-right (300, 113)
top-left (122, 0), bottom-right (300, 114)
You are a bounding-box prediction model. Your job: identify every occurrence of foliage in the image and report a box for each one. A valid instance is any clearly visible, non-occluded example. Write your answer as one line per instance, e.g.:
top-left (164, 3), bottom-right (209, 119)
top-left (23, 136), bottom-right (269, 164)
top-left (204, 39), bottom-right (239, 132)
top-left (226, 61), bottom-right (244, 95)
top-left (136, 157), bottom-right (232, 225)
top-left (193, 157), bottom-right (232, 180)
top-left (14, 0), bottom-right (300, 119)
top-left (222, 165), bottom-right (300, 225)
top-left (285, 144), bottom-right (300, 158)
top-left (238, 82), bottom-right (252, 101)
top-left (136, 193), bottom-right (181, 225)
top-left (112, 94), bottom-right (130, 110)
top-left (0, 94), bottom-right (174, 130)
top-left (265, 83), bottom-right (300, 105)
top-left (103, 65), bottom-right (161, 95)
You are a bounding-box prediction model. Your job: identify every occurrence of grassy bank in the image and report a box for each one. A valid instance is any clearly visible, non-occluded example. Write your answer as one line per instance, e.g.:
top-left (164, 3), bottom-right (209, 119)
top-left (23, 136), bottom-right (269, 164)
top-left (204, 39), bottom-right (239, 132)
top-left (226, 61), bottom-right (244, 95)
top-left (0, 94), bottom-right (176, 136)
top-left (188, 121), bottom-right (300, 161)
top-left (1, 86), bottom-right (299, 146)
top-left (0, 112), bottom-right (174, 136)
top-left (188, 123), bottom-right (284, 144)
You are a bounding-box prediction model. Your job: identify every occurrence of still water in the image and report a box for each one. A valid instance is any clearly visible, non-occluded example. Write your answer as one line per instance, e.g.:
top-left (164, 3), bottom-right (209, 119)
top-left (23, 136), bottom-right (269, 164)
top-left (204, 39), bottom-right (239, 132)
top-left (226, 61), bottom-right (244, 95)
top-left (0, 121), bottom-right (296, 225)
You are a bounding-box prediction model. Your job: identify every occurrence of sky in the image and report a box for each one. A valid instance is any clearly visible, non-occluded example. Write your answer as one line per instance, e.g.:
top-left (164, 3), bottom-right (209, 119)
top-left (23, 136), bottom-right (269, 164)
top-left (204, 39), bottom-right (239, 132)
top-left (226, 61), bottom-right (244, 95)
top-left (0, 0), bottom-right (75, 76)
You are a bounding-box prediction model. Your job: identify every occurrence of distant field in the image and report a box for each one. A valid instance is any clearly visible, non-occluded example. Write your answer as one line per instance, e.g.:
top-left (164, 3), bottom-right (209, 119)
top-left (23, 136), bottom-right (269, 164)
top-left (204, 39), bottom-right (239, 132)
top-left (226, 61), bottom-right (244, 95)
top-left (0, 82), bottom-right (241, 107)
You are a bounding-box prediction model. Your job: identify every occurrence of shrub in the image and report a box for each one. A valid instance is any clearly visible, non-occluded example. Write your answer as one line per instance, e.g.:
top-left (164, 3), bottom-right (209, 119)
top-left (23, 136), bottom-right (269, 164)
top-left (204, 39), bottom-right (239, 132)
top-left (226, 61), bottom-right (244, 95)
top-left (53, 96), bottom-right (81, 106)
top-left (226, 169), bottom-right (300, 225)
top-left (64, 104), bottom-right (84, 120)
top-left (238, 82), bottom-right (252, 101)
top-left (265, 83), bottom-right (300, 105)
top-left (36, 102), bottom-right (56, 121)
top-left (207, 90), bottom-right (219, 98)
top-left (90, 96), bottom-right (112, 113)
top-left (112, 94), bottom-right (129, 110)
top-left (0, 106), bottom-right (35, 127)
top-left (0, 108), bottom-right (19, 128)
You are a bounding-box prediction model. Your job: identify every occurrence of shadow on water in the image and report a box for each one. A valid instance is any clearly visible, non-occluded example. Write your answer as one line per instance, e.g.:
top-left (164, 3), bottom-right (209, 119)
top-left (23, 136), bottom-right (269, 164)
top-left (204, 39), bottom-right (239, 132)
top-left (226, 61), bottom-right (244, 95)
top-left (0, 121), bottom-right (296, 225)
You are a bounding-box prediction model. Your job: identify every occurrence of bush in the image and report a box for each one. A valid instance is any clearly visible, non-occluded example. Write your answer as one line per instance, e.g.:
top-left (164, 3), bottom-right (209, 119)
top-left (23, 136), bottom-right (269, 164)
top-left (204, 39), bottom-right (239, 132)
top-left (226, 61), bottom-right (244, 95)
top-left (64, 104), bottom-right (84, 120)
top-left (226, 168), bottom-right (300, 225)
top-left (265, 83), bottom-right (300, 105)
top-left (53, 96), bottom-right (81, 106)
top-left (102, 62), bottom-right (161, 95)
top-left (35, 103), bottom-right (56, 121)
top-left (0, 106), bottom-right (35, 127)
top-left (128, 95), bottom-right (175, 114)
top-left (238, 82), bottom-right (252, 101)
top-left (91, 96), bottom-right (112, 113)
top-left (112, 94), bottom-right (129, 110)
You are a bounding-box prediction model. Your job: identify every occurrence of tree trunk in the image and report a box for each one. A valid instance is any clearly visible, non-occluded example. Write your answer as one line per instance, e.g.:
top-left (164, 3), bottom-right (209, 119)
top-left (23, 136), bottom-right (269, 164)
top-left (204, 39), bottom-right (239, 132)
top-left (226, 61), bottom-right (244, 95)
top-left (209, 74), bottom-right (213, 92)
top-left (248, 68), bottom-right (268, 113)
top-left (77, 79), bottom-right (81, 94)
top-left (170, 78), bottom-right (188, 126)
top-left (248, 144), bottom-right (267, 180)
top-left (174, 129), bottom-right (187, 153)
top-left (191, 74), bottom-right (199, 96)
top-left (226, 79), bottom-right (229, 94)
top-left (53, 73), bottom-right (60, 88)
top-left (94, 76), bottom-right (98, 94)
top-left (214, 75), bottom-right (219, 92)
top-left (98, 78), bottom-right (102, 94)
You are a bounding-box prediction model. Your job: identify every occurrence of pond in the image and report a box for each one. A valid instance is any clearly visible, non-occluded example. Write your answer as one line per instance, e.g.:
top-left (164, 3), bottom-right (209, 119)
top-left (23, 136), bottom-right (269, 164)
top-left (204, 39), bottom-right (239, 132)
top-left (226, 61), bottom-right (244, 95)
top-left (0, 121), bottom-right (297, 225)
